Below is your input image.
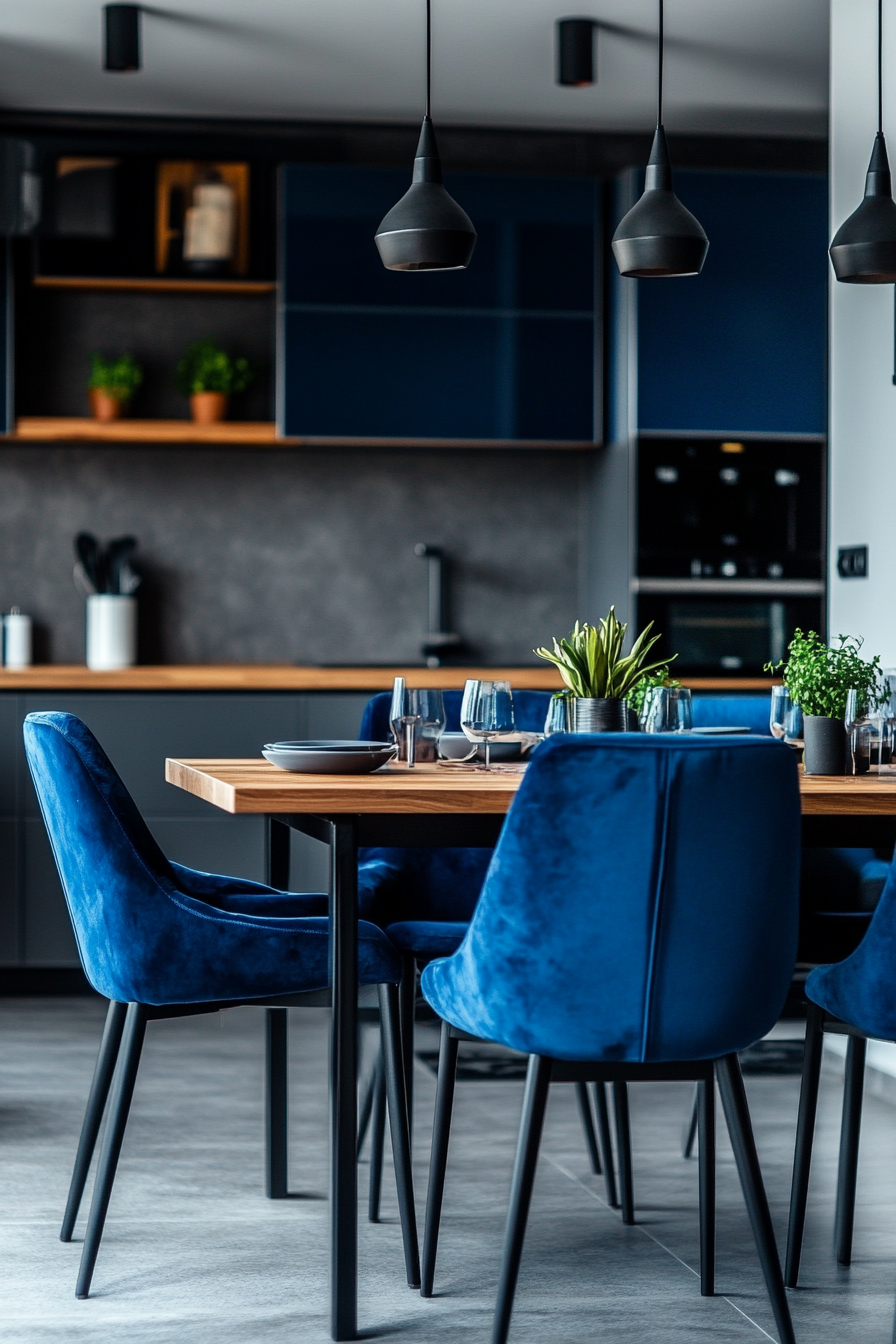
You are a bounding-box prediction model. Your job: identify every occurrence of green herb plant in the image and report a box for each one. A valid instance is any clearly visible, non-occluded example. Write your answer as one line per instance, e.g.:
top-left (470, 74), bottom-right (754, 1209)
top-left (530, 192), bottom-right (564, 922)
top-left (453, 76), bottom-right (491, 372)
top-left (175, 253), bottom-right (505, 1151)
top-left (766, 629), bottom-right (884, 719)
top-left (176, 339), bottom-right (254, 396)
top-left (627, 665), bottom-right (681, 718)
top-left (535, 607), bottom-right (671, 701)
top-left (88, 353), bottom-right (143, 402)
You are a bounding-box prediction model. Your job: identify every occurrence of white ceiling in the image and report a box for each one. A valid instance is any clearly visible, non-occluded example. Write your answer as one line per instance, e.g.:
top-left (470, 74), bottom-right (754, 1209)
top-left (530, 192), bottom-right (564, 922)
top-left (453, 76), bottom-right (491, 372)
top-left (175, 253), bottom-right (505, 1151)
top-left (0, 1), bottom-right (829, 137)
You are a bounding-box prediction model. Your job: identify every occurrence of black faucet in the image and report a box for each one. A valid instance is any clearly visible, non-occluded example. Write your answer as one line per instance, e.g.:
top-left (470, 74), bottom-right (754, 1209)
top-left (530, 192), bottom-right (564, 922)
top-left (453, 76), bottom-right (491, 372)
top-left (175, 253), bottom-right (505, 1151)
top-left (414, 544), bottom-right (465, 667)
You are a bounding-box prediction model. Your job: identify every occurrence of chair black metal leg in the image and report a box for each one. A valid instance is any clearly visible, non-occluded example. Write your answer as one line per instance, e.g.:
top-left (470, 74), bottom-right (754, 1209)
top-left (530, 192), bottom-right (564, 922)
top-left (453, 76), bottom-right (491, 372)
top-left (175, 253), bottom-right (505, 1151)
top-left (785, 1001), bottom-right (824, 1287)
top-left (265, 1007), bottom-right (289, 1198)
top-left (575, 1081), bottom-right (602, 1175)
top-left (399, 955), bottom-right (416, 1150)
top-left (76, 1002), bottom-right (147, 1300)
top-left (592, 1082), bottom-right (618, 1208)
top-left (368, 1046), bottom-right (387, 1223)
top-left (422, 1021), bottom-right (459, 1298)
top-left (684, 1083), bottom-right (699, 1158)
top-left (378, 983), bottom-right (421, 1288)
top-left (698, 1076), bottom-right (715, 1296)
top-left (613, 1082), bottom-right (635, 1225)
top-left (61, 999), bottom-right (128, 1242)
top-left (835, 1033), bottom-right (867, 1267)
top-left (716, 1053), bottom-right (795, 1344)
top-left (357, 1040), bottom-right (380, 1160)
top-left (491, 1055), bottom-right (552, 1344)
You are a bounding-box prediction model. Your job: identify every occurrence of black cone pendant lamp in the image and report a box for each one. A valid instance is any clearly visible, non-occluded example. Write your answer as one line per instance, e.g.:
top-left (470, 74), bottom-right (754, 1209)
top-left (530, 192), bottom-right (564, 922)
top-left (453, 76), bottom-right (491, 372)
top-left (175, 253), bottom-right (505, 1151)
top-left (830, 0), bottom-right (896, 282)
top-left (611, 0), bottom-right (708, 278)
top-left (375, 0), bottom-right (476, 271)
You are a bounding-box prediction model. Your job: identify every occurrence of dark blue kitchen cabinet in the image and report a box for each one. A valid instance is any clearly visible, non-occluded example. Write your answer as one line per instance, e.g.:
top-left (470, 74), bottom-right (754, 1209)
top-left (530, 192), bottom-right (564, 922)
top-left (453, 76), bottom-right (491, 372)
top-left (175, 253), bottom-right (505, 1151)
top-left (280, 165), bottom-right (600, 442)
top-left (637, 172), bottom-right (828, 434)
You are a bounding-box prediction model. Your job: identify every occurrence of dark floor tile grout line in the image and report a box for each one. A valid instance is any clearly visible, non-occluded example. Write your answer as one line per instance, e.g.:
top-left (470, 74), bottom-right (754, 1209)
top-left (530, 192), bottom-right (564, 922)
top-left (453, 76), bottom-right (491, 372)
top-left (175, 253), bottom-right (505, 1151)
top-left (544, 1155), bottom-right (780, 1344)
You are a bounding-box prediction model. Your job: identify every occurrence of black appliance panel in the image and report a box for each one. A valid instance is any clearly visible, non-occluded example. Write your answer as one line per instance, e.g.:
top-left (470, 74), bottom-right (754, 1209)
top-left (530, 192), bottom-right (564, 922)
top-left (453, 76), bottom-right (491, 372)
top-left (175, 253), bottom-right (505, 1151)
top-left (638, 437), bottom-right (824, 580)
top-left (637, 593), bottom-right (824, 676)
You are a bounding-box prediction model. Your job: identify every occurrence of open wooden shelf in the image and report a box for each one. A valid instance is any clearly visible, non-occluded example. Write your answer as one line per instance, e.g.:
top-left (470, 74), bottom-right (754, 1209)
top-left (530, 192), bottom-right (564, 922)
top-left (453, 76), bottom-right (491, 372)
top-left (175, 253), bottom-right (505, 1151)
top-left (7, 418), bottom-right (598, 449)
top-left (32, 276), bottom-right (276, 296)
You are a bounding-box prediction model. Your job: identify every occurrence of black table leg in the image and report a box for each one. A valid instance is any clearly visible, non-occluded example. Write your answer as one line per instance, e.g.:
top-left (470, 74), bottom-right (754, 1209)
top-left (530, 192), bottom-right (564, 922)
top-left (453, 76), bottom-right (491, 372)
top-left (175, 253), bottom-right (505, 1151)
top-left (329, 817), bottom-right (359, 1341)
top-left (265, 818), bottom-right (291, 1198)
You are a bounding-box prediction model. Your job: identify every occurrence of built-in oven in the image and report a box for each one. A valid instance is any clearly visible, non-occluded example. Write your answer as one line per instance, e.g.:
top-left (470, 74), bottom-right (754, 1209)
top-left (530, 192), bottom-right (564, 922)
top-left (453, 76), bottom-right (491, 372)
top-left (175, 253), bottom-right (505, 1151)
top-left (636, 435), bottom-right (825, 675)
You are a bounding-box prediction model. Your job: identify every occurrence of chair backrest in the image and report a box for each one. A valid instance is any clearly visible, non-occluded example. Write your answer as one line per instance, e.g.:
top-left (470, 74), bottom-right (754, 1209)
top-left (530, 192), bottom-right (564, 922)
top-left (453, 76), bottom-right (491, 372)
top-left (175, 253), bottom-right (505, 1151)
top-left (421, 733), bottom-right (801, 1063)
top-left (360, 689), bottom-right (554, 741)
top-left (24, 712), bottom-right (189, 1001)
top-left (691, 694), bottom-right (772, 736)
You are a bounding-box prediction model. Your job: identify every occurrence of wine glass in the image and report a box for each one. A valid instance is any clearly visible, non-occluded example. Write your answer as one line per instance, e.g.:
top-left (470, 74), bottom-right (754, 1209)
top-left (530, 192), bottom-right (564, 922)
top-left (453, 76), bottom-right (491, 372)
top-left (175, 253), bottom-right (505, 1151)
top-left (460, 679), bottom-right (515, 771)
top-left (390, 679), bottom-right (445, 768)
top-left (769, 686), bottom-right (792, 740)
top-left (544, 693), bottom-right (570, 736)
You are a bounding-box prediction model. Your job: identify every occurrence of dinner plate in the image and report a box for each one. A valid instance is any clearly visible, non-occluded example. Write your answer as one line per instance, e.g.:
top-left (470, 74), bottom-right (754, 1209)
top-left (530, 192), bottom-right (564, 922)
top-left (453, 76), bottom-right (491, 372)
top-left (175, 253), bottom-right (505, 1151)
top-left (262, 745), bottom-right (396, 773)
top-left (689, 726), bottom-right (751, 735)
top-left (264, 740), bottom-right (392, 753)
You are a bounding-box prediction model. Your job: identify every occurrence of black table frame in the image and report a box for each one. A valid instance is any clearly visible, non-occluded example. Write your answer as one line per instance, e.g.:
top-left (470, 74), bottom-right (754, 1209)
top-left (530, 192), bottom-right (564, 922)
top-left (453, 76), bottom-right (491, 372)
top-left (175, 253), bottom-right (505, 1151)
top-left (257, 805), bottom-right (896, 1341)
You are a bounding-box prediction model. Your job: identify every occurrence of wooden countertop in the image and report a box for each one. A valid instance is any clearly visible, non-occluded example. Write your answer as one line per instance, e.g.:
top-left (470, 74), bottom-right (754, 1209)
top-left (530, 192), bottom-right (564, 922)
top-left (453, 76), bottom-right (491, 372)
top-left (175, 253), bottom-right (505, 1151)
top-left (0, 664), bottom-right (779, 692)
top-left (166, 757), bottom-right (896, 818)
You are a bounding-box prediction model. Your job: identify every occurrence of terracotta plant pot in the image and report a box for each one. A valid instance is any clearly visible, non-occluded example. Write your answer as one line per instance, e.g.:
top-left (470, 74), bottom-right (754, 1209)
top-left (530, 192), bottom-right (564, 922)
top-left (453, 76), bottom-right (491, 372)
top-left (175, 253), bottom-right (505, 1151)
top-left (190, 391), bottom-right (228, 424)
top-left (89, 389), bottom-right (125, 423)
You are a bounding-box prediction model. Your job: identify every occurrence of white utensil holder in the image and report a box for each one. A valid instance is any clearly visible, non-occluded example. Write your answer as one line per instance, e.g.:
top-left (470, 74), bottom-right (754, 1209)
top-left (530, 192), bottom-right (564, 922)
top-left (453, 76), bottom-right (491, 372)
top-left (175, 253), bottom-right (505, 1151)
top-left (86, 595), bottom-right (137, 670)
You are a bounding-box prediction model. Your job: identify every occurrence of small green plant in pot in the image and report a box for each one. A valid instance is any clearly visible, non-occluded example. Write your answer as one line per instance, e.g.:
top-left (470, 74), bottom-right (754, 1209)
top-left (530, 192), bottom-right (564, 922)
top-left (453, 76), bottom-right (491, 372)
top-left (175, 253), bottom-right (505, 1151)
top-left (535, 607), bottom-right (670, 732)
top-left (766, 629), bottom-right (884, 774)
top-left (88, 353), bottom-right (143, 423)
top-left (176, 338), bottom-right (254, 424)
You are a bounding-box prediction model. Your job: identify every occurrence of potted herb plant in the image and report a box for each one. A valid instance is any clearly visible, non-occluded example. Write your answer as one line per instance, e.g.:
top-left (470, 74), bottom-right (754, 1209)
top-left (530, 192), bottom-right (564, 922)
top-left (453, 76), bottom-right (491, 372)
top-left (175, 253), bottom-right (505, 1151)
top-left (535, 608), bottom-right (669, 732)
top-left (176, 338), bottom-right (254, 424)
top-left (767, 629), bottom-right (883, 774)
top-left (87, 353), bottom-right (143, 423)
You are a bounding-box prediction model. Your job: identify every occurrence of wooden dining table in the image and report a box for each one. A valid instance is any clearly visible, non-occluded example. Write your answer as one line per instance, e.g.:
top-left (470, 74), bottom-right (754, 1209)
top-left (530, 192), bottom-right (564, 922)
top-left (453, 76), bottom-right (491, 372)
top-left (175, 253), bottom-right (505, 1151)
top-left (165, 756), bottom-right (896, 1340)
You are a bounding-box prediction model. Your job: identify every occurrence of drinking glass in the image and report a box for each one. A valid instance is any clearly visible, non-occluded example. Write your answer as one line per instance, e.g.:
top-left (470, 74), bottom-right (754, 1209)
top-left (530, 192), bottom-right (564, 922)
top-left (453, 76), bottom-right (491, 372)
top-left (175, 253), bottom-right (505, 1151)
top-left (642, 685), bottom-right (691, 732)
top-left (668, 687), bottom-right (692, 732)
top-left (544, 693), bottom-right (571, 736)
top-left (769, 686), bottom-right (792, 740)
top-left (460, 679), bottom-right (515, 771)
top-left (845, 688), bottom-right (889, 775)
top-left (389, 678), bottom-right (445, 769)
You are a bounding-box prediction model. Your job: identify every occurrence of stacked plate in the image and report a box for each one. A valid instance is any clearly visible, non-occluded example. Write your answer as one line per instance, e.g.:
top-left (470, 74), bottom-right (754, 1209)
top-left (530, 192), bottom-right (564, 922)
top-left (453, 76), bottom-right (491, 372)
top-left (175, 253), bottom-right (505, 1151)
top-left (262, 740), bottom-right (396, 774)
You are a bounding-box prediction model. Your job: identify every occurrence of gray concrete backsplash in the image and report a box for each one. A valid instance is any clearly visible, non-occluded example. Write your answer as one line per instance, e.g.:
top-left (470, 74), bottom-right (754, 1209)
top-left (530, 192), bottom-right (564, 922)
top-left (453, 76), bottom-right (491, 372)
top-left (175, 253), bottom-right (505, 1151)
top-left (0, 447), bottom-right (587, 665)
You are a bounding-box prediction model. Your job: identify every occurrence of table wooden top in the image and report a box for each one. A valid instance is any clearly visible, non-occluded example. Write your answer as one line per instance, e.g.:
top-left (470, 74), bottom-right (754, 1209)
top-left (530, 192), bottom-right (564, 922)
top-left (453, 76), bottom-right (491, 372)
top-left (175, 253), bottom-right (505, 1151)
top-left (165, 757), bottom-right (896, 818)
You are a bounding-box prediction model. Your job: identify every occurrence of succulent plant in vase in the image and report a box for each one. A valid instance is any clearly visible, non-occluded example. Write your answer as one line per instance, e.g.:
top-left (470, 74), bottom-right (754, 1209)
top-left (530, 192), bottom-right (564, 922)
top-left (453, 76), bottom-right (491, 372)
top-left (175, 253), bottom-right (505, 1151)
top-left (88, 353), bottom-right (143, 423)
top-left (535, 607), bottom-right (670, 732)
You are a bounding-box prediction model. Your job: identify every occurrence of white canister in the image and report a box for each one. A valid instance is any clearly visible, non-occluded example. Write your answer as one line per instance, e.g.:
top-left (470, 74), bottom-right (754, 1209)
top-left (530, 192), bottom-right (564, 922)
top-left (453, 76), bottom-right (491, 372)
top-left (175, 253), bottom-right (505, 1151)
top-left (86, 594), bottom-right (137, 670)
top-left (3, 608), bottom-right (32, 668)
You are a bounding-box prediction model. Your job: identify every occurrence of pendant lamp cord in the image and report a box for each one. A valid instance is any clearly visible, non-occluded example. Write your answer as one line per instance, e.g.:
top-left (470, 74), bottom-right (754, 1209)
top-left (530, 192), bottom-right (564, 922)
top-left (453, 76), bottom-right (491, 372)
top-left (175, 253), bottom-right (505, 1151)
top-left (657, 0), bottom-right (664, 126)
top-left (425, 0), bottom-right (432, 119)
top-left (879, 0), bottom-right (884, 135)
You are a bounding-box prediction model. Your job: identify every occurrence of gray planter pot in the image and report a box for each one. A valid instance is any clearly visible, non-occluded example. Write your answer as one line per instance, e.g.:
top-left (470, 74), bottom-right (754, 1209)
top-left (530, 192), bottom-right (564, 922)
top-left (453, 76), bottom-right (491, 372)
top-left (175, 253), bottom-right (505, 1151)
top-left (572, 697), bottom-right (628, 732)
top-left (803, 715), bottom-right (847, 775)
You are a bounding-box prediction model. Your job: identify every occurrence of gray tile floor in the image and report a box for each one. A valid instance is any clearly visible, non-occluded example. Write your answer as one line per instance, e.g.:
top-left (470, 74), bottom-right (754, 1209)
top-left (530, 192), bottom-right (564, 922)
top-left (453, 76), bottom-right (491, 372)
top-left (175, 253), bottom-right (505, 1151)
top-left (2, 997), bottom-right (896, 1344)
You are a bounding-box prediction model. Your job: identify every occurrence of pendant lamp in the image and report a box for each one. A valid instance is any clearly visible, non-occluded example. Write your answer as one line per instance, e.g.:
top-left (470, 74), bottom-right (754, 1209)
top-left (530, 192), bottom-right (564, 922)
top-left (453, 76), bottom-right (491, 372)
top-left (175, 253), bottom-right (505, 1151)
top-left (611, 0), bottom-right (708, 278)
top-left (830, 0), bottom-right (896, 282)
top-left (557, 19), bottom-right (597, 87)
top-left (375, 0), bottom-right (476, 271)
top-left (104, 4), bottom-right (141, 72)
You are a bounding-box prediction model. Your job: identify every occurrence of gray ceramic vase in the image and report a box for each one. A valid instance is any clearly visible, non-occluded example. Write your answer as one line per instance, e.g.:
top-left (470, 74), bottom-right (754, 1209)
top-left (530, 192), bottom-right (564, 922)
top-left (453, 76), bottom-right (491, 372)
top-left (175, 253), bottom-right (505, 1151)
top-left (572, 697), bottom-right (628, 732)
top-left (802, 715), bottom-right (847, 775)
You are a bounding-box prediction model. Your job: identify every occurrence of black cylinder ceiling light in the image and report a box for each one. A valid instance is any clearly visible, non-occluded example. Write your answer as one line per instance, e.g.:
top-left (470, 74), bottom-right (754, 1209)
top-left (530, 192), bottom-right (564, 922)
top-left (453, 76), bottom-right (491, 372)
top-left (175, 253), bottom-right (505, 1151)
top-left (104, 4), bottom-right (141, 72)
top-left (830, 0), bottom-right (896, 282)
top-left (375, 0), bottom-right (476, 271)
top-left (557, 18), bottom-right (597, 87)
top-left (611, 0), bottom-right (708, 278)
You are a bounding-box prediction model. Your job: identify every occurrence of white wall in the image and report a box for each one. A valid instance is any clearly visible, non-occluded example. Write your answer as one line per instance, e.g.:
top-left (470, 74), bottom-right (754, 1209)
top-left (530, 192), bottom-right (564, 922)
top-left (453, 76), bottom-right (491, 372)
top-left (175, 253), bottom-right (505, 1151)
top-left (830, 0), bottom-right (896, 664)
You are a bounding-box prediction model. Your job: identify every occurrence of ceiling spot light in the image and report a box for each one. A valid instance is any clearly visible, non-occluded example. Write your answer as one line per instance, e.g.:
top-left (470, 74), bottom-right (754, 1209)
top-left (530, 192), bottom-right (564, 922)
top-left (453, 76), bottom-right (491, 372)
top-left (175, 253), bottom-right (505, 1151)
top-left (611, 0), bottom-right (708, 278)
top-left (104, 4), bottom-right (141, 72)
top-left (557, 19), bottom-right (597, 87)
top-left (830, 0), bottom-right (896, 282)
top-left (375, 0), bottom-right (476, 272)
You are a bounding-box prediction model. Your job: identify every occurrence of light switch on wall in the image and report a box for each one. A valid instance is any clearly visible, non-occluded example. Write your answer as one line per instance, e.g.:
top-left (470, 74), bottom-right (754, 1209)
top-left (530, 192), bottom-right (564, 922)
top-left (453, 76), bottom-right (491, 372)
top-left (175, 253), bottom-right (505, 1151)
top-left (837, 546), bottom-right (869, 579)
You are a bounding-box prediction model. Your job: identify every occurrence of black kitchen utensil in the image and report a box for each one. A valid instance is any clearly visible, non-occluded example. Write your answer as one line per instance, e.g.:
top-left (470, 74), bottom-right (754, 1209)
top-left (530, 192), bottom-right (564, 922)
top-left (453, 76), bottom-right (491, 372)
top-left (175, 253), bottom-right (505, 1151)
top-left (105, 536), bottom-right (137, 596)
top-left (75, 533), bottom-right (103, 594)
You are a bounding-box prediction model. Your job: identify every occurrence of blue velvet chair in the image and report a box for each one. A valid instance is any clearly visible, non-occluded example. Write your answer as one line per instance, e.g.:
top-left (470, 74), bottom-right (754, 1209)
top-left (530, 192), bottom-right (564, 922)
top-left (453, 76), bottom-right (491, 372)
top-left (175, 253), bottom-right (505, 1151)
top-left (419, 733), bottom-right (800, 1344)
top-left (356, 690), bottom-right (620, 1211)
top-left (785, 846), bottom-right (896, 1287)
top-left (23, 711), bottom-right (419, 1299)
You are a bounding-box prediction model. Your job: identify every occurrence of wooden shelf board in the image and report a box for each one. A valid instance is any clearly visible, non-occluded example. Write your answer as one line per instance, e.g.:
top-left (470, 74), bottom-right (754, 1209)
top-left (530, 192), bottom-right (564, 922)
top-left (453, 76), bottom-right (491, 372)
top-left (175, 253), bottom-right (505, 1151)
top-left (0, 664), bottom-right (564, 692)
top-left (32, 276), bottom-right (276, 295)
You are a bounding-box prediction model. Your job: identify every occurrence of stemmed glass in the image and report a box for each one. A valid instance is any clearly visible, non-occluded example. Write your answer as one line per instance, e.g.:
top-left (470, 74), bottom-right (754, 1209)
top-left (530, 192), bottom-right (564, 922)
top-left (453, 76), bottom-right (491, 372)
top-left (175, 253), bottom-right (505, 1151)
top-left (389, 679), bottom-right (445, 769)
top-left (460, 679), bottom-right (515, 771)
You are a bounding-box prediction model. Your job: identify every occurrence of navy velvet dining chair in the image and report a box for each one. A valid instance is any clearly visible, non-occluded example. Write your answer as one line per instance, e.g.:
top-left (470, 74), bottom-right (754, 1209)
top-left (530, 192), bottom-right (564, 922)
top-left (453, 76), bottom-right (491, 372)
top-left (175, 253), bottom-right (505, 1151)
top-left (419, 732), bottom-right (801, 1344)
top-left (785, 847), bottom-right (896, 1287)
top-left (23, 711), bottom-right (419, 1299)
top-left (356, 690), bottom-right (620, 1212)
